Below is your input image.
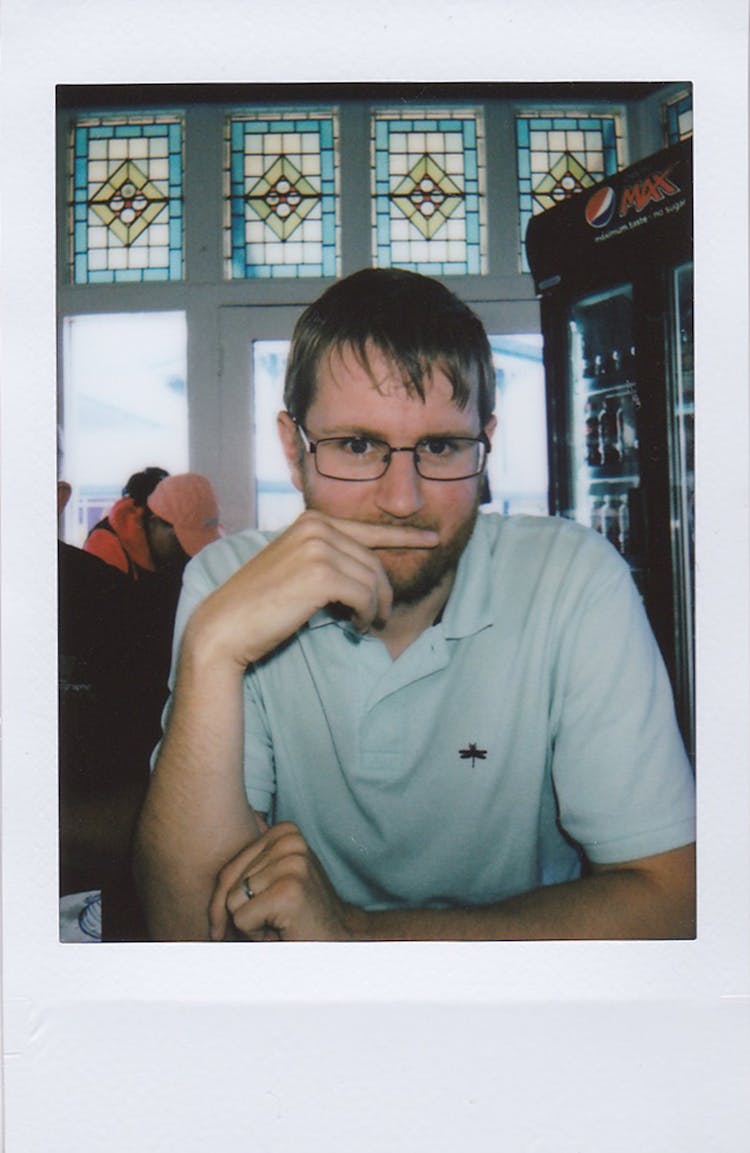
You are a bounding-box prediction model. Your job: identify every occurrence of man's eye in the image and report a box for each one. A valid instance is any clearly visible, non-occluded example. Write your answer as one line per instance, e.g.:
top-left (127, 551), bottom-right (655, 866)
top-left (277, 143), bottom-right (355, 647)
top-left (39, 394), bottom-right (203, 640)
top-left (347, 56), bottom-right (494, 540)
top-left (340, 436), bottom-right (376, 456)
top-left (420, 437), bottom-right (460, 456)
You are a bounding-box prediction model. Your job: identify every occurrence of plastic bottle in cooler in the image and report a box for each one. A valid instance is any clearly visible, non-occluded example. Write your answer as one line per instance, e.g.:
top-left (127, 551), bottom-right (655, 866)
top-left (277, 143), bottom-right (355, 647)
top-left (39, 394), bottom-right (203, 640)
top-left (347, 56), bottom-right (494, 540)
top-left (584, 398), bottom-right (602, 466)
top-left (602, 495), bottom-right (621, 551)
top-left (618, 493), bottom-right (630, 556)
top-left (600, 397), bottom-right (622, 466)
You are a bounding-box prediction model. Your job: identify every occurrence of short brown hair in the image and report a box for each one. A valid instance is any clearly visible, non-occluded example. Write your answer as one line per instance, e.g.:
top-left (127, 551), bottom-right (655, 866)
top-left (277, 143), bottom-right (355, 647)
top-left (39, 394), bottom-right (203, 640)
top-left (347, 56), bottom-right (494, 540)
top-left (283, 268), bottom-right (496, 426)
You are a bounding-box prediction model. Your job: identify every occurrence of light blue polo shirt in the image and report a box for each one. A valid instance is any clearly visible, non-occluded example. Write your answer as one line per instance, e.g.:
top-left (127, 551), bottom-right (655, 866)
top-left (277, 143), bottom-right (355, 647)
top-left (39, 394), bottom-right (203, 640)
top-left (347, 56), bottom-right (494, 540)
top-left (170, 513), bottom-right (695, 911)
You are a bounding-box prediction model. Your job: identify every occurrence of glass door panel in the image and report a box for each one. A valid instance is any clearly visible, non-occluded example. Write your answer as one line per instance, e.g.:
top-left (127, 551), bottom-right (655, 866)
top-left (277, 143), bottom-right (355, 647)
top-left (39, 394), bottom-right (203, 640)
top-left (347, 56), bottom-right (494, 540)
top-left (668, 261), bottom-right (695, 760)
top-left (567, 285), bottom-right (642, 573)
top-left (252, 340), bottom-right (303, 530)
top-left (61, 311), bottom-right (188, 545)
top-left (217, 306), bottom-right (303, 533)
top-left (486, 335), bottom-right (547, 517)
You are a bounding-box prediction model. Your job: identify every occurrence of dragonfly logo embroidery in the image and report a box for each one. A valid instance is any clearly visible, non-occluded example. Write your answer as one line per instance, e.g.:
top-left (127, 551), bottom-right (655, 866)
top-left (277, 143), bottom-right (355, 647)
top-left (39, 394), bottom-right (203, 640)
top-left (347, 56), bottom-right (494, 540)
top-left (459, 743), bottom-right (487, 767)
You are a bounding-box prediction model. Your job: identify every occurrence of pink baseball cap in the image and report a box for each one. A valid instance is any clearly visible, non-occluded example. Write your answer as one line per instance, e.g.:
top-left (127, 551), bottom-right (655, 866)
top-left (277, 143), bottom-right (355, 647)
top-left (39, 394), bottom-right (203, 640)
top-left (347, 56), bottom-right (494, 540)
top-left (147, 474), bottom-right (222, 557)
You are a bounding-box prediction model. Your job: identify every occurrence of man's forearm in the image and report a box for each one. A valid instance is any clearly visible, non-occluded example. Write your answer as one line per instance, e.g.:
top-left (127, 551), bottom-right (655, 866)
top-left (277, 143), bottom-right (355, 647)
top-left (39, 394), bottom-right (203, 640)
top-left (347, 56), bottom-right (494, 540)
top-left (134, 638), bottom-right (261, 941)
top-left (344, 845), bottom-right (696, 942)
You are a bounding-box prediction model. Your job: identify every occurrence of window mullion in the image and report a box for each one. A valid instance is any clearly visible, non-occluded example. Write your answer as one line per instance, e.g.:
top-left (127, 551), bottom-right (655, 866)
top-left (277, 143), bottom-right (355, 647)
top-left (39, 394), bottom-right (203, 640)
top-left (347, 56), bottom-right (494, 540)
top-left (338, 100), bottom-right (373, 276)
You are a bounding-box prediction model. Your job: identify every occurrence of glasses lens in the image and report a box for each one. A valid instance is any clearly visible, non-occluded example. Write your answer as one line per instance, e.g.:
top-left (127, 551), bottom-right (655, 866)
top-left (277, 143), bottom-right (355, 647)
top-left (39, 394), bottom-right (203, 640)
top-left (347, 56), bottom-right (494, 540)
top-left (415, 437), bottom-right (485, 479)
top-left (315, 436), bottom-right (390, 480)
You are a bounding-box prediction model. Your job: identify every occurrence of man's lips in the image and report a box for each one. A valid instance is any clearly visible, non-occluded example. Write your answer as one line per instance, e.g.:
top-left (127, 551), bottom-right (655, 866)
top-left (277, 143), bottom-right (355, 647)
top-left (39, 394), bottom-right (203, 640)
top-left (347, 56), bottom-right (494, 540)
top-left (373, 539), bottom-right (440, 552)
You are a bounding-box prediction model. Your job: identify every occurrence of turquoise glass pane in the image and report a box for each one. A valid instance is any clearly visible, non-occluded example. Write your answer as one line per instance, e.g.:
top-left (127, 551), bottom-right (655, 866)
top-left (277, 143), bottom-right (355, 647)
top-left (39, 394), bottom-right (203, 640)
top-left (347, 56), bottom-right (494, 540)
top-left (371, 109), bottom-right (486, 276)
top-left (515, 111), bottom-right (623, 272)
top-left (225, 110), bottom-right (340, 280)
top-left (69, 114), bottom-right (184, 285)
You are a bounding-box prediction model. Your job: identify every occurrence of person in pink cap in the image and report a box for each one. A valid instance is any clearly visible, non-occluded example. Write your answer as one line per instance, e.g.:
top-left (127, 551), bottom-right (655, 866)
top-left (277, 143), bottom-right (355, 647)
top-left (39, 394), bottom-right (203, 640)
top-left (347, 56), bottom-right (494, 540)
top-left (145, 473), bottom-right (222, 574)
top-left (85, 470), bottom-right (221, 579)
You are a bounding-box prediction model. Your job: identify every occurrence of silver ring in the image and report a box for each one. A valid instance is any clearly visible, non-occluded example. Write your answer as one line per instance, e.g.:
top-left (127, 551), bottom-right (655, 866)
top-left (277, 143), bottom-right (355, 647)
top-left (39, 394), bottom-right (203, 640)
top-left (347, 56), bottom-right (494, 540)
top-left (242, 876), bottom-right (254, 900)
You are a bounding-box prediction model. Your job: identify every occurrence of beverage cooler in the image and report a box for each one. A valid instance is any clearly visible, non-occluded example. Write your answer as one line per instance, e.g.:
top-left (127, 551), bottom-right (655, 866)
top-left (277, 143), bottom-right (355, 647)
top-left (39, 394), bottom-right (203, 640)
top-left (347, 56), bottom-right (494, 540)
top-left (525, 138), bottom-right (694, 762)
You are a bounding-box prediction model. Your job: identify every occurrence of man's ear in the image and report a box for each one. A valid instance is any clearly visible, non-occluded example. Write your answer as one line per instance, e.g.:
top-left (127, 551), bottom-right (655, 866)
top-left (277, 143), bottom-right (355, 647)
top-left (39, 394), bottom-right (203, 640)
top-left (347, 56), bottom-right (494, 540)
top-left (479, 416), bottom-right (497, 506)
top-left (277, 411), bottom-right (304, 493)
top-left (57, 480), bottom-right (72, 520)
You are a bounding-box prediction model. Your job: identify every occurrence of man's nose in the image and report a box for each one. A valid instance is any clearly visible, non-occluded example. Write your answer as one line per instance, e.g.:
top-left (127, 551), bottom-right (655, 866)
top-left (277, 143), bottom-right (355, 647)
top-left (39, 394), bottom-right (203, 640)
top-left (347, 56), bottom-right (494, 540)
top-left (373, 449), bottom-right (425, 519)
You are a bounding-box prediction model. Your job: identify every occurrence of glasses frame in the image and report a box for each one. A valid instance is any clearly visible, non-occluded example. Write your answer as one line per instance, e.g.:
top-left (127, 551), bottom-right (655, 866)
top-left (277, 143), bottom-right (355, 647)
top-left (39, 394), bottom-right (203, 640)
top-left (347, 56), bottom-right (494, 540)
top-left (294, 421), bottom-right (491, 482)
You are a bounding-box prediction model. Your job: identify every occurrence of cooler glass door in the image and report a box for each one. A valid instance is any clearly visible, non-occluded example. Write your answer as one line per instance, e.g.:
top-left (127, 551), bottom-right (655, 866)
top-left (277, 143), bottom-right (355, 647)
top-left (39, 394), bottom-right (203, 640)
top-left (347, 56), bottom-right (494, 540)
top-left (667, 261), bottom-right (695, 759)
top-left (566, 284), bottom-right (644, 585)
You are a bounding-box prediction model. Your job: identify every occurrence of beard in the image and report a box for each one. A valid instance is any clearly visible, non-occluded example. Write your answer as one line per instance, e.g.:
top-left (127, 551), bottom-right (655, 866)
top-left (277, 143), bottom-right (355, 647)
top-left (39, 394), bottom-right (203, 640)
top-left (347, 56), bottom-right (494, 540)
top-left (302, 479), bottom-right (481, 608)
top-left (377, 505), bottom-right (479, 605)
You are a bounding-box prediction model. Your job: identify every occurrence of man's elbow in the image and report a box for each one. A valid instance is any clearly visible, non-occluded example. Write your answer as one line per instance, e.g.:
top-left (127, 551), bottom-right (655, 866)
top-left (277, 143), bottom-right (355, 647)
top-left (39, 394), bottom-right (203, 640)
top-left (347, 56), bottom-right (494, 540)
top-left (592, 841), bottom-right (696, 939)
top-left (642, 841), bottom-right (696, 939)
top-left (666, 843), bottom-right (696, 939)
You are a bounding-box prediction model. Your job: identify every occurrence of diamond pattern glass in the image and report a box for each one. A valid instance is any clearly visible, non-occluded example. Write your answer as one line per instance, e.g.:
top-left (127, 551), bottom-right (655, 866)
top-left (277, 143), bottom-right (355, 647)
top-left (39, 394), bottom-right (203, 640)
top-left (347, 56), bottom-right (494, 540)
top-left (516, 112), bottom-right (623, 271)
top-left (69, 114), bottom-right (184, 284)
top-left (226, 110), bottom-right (340, 279)
top-left (372, 109), bottom-right (486, 275)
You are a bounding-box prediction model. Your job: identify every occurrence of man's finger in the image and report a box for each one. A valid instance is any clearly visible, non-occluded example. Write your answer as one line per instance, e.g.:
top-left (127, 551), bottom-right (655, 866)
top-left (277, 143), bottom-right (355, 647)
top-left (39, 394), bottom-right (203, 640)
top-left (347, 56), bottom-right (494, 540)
top-left (322, 516), bottom-right (440, 550)
top-left (208, 836), bottom-right (270, 939)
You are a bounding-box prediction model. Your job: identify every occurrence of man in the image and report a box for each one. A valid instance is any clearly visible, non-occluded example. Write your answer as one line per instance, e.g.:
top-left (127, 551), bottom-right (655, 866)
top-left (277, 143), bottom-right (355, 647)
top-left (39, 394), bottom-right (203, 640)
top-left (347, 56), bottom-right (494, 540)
top-left (135, 268), bottom-right (696, 942)
top-left (84, 466), bottom-right (169, 579)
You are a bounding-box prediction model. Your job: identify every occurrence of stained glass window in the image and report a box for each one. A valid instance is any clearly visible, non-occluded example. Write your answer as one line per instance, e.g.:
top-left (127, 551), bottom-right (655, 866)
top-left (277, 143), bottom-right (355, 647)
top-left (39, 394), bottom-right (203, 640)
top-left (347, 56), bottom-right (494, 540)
top-left (372, 109), bottom-right (486, 276)
top-left (665, 91), bottom-right (693, 144)
top-left (225, 110), bottom-right (340, 279)
top-left (516, 112), bottom-right (623, 271)
top-left (69, 114), bottom-right (184, 284)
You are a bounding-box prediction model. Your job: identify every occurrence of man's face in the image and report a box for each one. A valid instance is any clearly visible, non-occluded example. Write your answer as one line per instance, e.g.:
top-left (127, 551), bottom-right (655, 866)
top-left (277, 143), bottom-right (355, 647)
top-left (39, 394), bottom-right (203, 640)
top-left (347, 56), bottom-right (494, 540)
top-left (279, 343), bottom-right (495, 605)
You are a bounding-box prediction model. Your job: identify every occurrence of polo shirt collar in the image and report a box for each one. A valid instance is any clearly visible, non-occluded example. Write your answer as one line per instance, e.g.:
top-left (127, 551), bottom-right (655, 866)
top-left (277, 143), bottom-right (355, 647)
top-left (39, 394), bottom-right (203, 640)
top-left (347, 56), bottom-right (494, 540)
top-left (307, 513), bottom-right (495, 640)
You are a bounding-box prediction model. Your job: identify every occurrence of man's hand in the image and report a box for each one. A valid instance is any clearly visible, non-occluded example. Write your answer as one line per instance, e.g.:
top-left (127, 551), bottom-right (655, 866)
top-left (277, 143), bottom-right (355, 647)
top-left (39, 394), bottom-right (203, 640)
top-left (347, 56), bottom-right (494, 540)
top-left (186, 510), bottom-right (439, 671)
top-left (208, 822), bottom-right (358, 942)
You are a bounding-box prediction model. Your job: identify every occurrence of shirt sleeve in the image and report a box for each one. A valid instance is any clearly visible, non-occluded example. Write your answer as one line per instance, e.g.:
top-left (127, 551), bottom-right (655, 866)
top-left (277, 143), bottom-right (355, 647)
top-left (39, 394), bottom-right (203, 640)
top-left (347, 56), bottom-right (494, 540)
top-left (550, 532), bottom-right (695, 865)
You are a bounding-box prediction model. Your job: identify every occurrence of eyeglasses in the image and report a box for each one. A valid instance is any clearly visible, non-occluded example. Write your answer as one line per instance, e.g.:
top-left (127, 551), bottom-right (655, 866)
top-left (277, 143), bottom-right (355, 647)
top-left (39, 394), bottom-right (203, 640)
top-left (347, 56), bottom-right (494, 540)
top-left (295, 423), bottom-right (491, 482)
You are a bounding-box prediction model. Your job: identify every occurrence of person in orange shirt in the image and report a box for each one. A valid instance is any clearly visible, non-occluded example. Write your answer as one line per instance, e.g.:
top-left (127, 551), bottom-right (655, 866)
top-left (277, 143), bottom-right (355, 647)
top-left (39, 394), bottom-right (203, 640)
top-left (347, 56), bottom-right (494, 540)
top-left (84, 467), bottom-right (169, 579)
top-left (84, 470), bottom-right (222, 579)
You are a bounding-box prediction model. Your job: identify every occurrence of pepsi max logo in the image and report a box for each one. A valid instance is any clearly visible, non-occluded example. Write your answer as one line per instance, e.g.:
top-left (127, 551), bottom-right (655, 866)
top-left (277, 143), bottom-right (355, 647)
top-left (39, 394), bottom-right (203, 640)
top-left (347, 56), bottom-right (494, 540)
top-left (585, 186), bottom-right (616, 229)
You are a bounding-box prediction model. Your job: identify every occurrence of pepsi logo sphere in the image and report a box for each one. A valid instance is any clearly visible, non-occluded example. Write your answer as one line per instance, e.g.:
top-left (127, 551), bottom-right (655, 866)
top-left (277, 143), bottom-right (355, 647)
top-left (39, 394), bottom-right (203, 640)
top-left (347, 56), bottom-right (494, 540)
top-left (585, 185), bottom-right (616, 229)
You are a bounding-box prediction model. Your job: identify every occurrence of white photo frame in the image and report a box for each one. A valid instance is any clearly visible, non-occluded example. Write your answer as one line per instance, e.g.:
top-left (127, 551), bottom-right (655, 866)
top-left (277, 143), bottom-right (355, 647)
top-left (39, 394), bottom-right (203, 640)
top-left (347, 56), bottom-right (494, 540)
top-left (2, 1), bottom-right (748, 1148)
